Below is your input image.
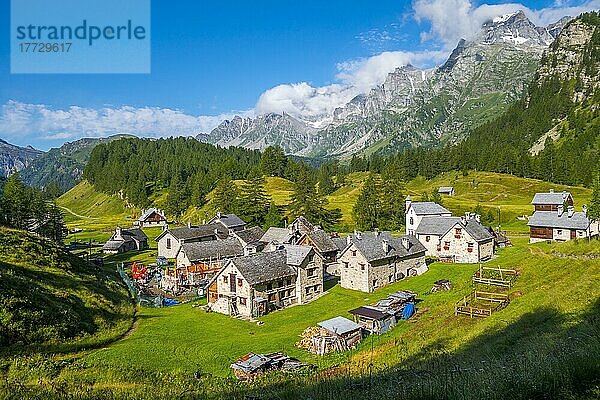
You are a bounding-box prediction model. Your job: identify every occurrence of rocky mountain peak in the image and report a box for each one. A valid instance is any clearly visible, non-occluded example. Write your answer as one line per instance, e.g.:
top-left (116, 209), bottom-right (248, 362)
top-left (480, 10), bottom-right (554, 46)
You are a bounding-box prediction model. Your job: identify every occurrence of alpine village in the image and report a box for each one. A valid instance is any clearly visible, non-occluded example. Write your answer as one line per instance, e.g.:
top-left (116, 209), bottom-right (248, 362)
top-left (2, 9), bottom-right (600, 400)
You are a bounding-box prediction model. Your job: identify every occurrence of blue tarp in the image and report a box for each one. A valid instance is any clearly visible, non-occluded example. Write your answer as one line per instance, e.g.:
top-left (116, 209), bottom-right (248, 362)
top-left (401, 303), bottom-right (415, 320)
top-left (163, 298), bottom-right (179, 307)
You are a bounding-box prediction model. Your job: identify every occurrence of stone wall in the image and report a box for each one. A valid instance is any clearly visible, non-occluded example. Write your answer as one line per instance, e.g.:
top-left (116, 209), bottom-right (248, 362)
top-left (157, 232), bottom-right (180, 259)
top-left (339, 244), bottom-right (370, 292)
top-left (296, 252), bottom-right (324, 304)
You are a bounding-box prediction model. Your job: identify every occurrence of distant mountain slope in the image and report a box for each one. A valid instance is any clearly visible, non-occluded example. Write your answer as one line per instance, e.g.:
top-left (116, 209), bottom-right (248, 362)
top-left (20, 134), bottom-right (134, 192)
top-left (200, 11), bottom-right (570, 157)
top-left (0, 139), bottom-right (43, 176)
top-left (0, 227), bottom-right (132, 347)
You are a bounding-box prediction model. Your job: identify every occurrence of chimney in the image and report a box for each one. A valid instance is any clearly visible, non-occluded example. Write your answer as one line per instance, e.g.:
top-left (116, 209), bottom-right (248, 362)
top-left (567, 205), bottom-right (574, 218)
top-left (244, 246), bottom-right (252, 256)
top-left (475, 214), bottom-right (481, 223)
top-left (355, 230), bottom-right (362, 240)
top-left (401, 237), bottom-right (410, 250)
top-left (549, 189), bottom-right (554, 193)
top-left (374, 228), bottom-right (380, 236)
top-left (214, 228), bottom-right (219, 235)
top-left (216, 212), bottom-right (222, 219)
top-left (115, 226), bottom-right (122, 240)
top-left (346, 235), bottom-right (352, 246)
top-left (557, 204), bottom-right (564, 216)
top-left (382, 239), bottom-right (390, 253)
top-left (583, 204), bottom-right (588, 216)
top-left (465, 212), bottom-right (470, 220)
top-left (187, 221), bottom-right (192, 228)
top-left (202, 219), bottom-right (206, 225)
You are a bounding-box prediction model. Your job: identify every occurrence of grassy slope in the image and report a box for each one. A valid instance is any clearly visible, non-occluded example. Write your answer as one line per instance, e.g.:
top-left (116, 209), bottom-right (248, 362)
top-left (3, 238), bottom-right (598, 398)
top-left (0, 227), bottom-right (133, 352)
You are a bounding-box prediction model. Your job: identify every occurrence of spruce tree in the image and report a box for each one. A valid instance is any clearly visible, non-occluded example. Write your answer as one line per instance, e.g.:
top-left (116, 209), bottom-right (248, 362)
top-left (352, 173), bottom-right (381, 231)
top-left (212, 176), bottom-right (240, 215)
top-left (238, 175), bottom-right (271, 226)
top-left (263, 203), bottom-right (283, 230)
top-left (289, 169), bottom-right (340, 231)
top-left (588, 174), bottom-right (600, 221)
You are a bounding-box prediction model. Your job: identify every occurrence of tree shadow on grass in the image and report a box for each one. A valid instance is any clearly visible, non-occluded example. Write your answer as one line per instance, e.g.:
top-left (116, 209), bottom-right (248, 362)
top-left (237, 298), bottom-right (600, 400)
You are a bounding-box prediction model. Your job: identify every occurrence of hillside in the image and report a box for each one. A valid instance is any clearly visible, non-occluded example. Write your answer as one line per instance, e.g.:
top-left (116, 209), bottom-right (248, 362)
top-left (60, 171), bottom-right (592, 237)
top-left (0, 227), bottom-right (133, 349)
top-left (2, 236), bottom-right (599, 398)
top-left (400, 12), bottom-right (600, 188)
top-left (0, 139), bottom-right (43, 177)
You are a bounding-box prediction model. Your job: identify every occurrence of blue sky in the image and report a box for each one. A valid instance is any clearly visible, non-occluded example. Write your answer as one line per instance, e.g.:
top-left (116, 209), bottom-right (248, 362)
top-left (0, 0), bottom-right (598, 150)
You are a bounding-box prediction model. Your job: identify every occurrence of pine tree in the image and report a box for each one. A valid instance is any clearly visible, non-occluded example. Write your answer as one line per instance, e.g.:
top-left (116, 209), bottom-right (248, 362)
top-left (3, 173), bottom-right (31, 229)
top-left (588, 174), bottom-right (600, 221)
top-left (431, 189), bottom-right (444, 206)
top-left (259, 146), bottom-right (287, 177)
top-left (165, 174), bottom-right (188, 217)
top-left (238, 175), bottom-right (271, 226)
top-left (289, 169), bottom-right (340, 231)
top-left (352, 173), bottom-right (381, 231)
top-left (212, 176), bottom-right (240, 215)
top-left (263, 203), bottom-right (283, 230)
top-left (317, 165), bottom-right (336, 196)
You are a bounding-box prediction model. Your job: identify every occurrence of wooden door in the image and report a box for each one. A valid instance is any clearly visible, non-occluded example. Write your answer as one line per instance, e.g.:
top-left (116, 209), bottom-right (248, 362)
top-left (570, 230), bottom-right (576, 239)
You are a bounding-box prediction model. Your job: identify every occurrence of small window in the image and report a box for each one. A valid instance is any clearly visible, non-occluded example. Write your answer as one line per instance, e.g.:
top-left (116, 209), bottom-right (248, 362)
top-left (166, 238), bottom-right (171, 249)
top-left (308, 254), bottom-right (314, 262)
top-left (267, 283), bottom-right (272, 291)
top-left (238, 297), bottom-right (246, 305)
top-left (425, 236), bottom-right (430, 242)
top-left (360, 264), bottom-right (365, 271)
top-left (444, 241), bottom-right (450, 251)
top-left (223, 276), bottom-right (228, 283)
top-left (372, 279), bottom-right (378, 288)
top-left (307, 268), bottom-right (315, 277)
top-left (467, 242), bottom-right (474, 253)
top-left (388, 274), bottom-right (393, 282)
top-left (268, 293), bottom-right (276, 301)
top-left (314, 284), bottom-right (320, 292)
top-left (305, 287), bottom-right (310, 294)
top-left (409, 217), bottom-right (414, 225)
top-left (237, 278), bottom-right (243, 287)
top-left (557, 229), bottom-right (562, 235)
top-left (351, 250), bottom-right (357, 257)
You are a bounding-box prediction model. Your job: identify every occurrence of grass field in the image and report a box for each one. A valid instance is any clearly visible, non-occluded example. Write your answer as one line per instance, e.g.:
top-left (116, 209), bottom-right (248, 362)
top-left (2, 235), bottom-right (599, 399)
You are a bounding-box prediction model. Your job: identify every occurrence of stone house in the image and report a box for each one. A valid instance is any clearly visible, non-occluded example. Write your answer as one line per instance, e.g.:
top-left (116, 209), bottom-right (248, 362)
top-left (137, 208), bottom-right (167, 228)
top-left (176, 236), bottom-right (245, 270)
top-left (528, 204), bottom-right (598, 243)
top-left (338, 231), bottom-right (427, 293)
top-left (405, 197), bottom-right (452, 235)
top-left (156, 223), bottom-right (229, 259)
top-left (232, 226), bottom-right (265, 250)
top-left (102, 227), bottom-right (148, 254)
top-left (415, 213), bottom-right (495, 263)
top-left (207, 245), bottom-right (323, 318)
top-left (208, 213), bottom-right (247, 233)
top-left (531, 190), bottom-right (573, 212)
top-left (438, 186), bottom-right (455, 196)
top-left (297, 229), bottom-right (340, 264)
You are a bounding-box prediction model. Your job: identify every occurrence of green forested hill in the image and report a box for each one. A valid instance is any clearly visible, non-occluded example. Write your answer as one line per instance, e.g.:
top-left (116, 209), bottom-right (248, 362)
top-left (0, 227), bottom-right (132, 348)
top-left (373, 12), bottom-right (600, 187)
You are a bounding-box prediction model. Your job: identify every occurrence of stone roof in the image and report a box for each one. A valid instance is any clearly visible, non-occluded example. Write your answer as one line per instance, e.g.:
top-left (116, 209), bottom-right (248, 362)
top-left (438, 186), bottom-right (454, 193)
top-left (281, 244), bottom-right (313, 266)
top-left (234, 226), bottom-right (265, 245)
top-left (345, 232), bottom-right (426, 263)
top-left (331, 237), bottom-right (348, 252)
top-left (303, 229), bottom-right (338, 253)
top-left (318, 316), bottom-right (361, 336)
top-left (157, 224), bottom-right (228, 241)
top-left (409, 202), bottom-right (451, 215)
top-left (531, 191), bottom-right (572, 205)
top-left (291, 216), bottom-right (315, 234)
top-left (179, 237), bottom-right (244, 262)
top-left (260, 227), bottom-right (293, 244)
top-left (139, 208), bottom-right (166, 222)
top-left (121, 227), bottom-right (148, 242)
top-left (527, 211), bottom-right (589, 230)
top-left (230, 250), bottom-right (296, 285)
top-left (210, 213), bottom-right (246, 228)
top-left (416, 216), bottom-right (494, 242)
top-left (103, 227), bottom-right (146, 251)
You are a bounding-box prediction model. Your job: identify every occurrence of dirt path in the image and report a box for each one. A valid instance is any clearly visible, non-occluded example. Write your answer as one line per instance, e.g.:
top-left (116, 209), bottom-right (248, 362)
top-left (58, 205), bottom-right (100, 220)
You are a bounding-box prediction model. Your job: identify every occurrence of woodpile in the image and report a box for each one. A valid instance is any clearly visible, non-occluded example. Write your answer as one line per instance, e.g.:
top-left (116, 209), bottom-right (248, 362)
top-left (296, 326), bottom-right (348, 355)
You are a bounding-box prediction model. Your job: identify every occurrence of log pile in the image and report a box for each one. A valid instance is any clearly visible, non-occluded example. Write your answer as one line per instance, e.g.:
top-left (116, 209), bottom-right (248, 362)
top-left (296, 326), bottom-right (347, 355)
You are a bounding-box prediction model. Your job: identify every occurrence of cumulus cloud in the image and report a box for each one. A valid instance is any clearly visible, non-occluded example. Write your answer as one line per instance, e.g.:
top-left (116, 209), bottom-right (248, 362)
top-left (413, 0), bottom-right (600, 48)
top-left (0, 100), bottom-right (251, 145)
top-left (255, 50), bottom-right (446, 121)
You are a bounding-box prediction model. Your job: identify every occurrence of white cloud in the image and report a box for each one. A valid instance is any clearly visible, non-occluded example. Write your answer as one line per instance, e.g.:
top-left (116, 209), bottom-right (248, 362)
top-left (0, 100), bottom-right (251, 144)
top-left (413, 0), bottom-right (600, 48)
top-left (255, 50), bottom-right (447, 122)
